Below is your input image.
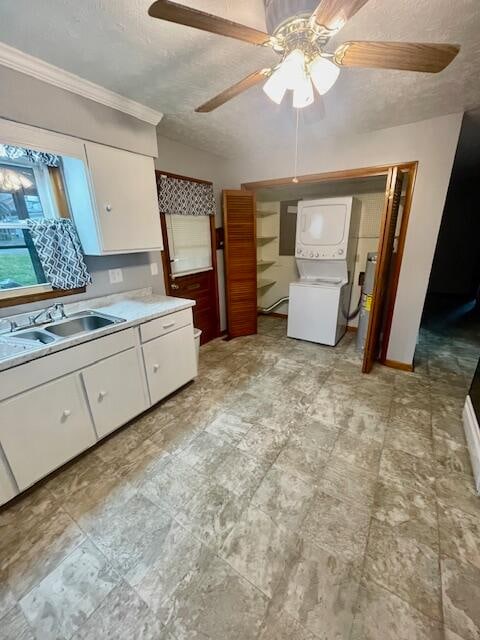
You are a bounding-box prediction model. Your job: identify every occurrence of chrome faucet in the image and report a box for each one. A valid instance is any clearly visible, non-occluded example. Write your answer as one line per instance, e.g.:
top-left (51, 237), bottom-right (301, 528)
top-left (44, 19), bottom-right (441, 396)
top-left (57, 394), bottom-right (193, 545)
top-left (28, 303), bottom-right (67, 328)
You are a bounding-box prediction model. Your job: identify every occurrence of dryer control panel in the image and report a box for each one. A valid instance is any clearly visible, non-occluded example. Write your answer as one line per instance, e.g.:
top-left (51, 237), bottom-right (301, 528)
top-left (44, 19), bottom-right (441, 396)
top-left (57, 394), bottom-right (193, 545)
top-left (295, 197), bottom-right (354, 260)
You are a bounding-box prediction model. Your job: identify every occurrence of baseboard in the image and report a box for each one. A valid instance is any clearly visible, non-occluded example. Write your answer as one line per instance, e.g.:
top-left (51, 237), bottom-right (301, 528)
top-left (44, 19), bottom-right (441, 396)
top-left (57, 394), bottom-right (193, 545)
top-left (346, 325), bottom-right (358, 333)
top-left (383, 358), bottom-right (414, 372)
top-left (463, 396), bottom-right (480, 494)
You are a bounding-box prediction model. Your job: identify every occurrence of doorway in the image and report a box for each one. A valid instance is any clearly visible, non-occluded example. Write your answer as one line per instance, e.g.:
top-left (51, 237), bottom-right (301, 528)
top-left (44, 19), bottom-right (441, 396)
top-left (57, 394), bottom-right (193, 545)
top-left (157, 171), bottom-right (220, 345)
top-left (222, 162), bottom-right (417, 372)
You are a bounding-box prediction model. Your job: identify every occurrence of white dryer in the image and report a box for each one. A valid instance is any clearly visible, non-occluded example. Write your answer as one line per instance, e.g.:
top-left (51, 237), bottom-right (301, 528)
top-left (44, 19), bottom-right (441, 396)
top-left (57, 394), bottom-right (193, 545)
top-left (287, 197), bottom-right (360, 346)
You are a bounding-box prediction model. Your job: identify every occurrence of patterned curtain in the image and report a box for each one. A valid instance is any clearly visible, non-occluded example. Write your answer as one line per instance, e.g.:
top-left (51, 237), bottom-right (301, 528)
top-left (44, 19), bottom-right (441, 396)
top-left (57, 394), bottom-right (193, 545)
top-left (0, 144), bottom-right (60, 168)
top-left (158, 174), bottom-right (215, 216)
top-left (26, 219), bottom-right (91, 289)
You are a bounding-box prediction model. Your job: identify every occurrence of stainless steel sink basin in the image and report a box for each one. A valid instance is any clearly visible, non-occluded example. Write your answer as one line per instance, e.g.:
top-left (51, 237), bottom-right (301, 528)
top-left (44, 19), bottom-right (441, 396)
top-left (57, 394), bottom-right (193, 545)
top-left (10, 330), bottom-right (57, 344)
top-left (44, 310), bottom-right (125, 338)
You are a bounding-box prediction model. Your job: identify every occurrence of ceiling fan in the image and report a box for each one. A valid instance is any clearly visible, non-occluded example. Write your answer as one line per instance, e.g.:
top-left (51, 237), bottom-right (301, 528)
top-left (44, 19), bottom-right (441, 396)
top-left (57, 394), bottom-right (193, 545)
top-left (148, 0), bottom-right (460, 112)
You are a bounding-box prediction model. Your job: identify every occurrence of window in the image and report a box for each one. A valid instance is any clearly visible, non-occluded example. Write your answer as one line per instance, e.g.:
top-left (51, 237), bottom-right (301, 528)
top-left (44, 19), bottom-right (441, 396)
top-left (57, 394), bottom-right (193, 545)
top-left (165, 214), bottom-right (212, 276)
top-left (0, 148), bottom-right (70, 296)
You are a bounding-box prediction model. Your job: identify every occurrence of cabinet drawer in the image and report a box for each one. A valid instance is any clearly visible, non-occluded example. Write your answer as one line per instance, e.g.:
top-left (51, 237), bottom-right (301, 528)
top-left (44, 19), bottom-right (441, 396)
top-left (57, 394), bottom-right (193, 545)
top-left (140, 308), bottom-right (192, 343)
top-left (82, 348), bottom-right (148, 439)
top-left (0, 375), bottom-right (95, 491)
top-left (143, 325), bottom-right (197, 405)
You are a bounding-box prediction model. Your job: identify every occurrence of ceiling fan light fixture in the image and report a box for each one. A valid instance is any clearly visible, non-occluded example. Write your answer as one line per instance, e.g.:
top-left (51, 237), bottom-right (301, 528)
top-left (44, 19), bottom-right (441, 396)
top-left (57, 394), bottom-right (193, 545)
top-left (292, 75), bottom-right (314, 109)
top-left (263, 67), bottom-right (288, 104)
top-left (309, 55), bottom-right (340, 95)
top-left (281, 48), bottom-right (307, 91)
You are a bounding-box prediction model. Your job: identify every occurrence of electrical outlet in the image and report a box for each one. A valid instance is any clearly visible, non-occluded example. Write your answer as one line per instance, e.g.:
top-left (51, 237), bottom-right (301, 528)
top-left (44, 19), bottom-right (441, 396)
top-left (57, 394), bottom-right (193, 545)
top-left (109, 268), bottom-right (123, 284)
top-left (150, 262), bottom-right (159, 276)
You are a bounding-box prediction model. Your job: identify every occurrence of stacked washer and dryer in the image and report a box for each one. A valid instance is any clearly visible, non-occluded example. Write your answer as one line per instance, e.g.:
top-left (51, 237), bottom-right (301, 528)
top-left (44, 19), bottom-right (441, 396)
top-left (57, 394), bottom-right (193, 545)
top-left (287, 196), bottom-right (361, 346)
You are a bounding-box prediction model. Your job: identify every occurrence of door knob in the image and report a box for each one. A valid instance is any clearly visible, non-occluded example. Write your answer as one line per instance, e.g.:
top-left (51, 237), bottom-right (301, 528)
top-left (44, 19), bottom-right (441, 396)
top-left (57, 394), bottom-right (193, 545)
top-left (98, 390), bottom-right (108, 401)
top-left (153, 364), bottom-right (159, 372)
top-left (62, 409), bottom-right (71, 420)
top-left (171, 283), bottom-right (179, 290)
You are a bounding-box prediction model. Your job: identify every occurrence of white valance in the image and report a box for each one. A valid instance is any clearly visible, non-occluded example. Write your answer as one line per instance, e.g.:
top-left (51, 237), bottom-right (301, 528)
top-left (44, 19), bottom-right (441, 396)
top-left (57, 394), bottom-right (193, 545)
top-left (158, 174), bottom-right (215, 216)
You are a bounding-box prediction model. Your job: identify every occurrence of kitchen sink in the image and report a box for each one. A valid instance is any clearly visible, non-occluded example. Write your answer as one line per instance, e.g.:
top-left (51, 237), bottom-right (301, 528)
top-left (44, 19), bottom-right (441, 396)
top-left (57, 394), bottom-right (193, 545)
top-left (44, 310), bottom-right (125, 338)
top-left (10, 330), bottom-right (57, 344)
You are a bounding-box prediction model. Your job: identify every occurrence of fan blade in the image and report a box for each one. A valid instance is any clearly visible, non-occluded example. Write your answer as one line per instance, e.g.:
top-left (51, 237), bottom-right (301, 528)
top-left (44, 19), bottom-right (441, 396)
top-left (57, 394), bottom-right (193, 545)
top-left (196, 69), bottom-right (270, 113)
top-left (312, 0), bottom-right (370, 32)
top-left (148, 1), bottom-right (271, 46)
top-left (334, 41), bottom-right (460, 73)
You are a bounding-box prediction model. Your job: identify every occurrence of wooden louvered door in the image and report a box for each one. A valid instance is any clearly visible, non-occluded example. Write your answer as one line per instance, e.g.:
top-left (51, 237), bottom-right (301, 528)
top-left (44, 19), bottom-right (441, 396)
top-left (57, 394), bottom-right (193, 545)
top-left (362, 167), bottom-right (404, 373)
top-left (223, 189), bottom-right (257, 338)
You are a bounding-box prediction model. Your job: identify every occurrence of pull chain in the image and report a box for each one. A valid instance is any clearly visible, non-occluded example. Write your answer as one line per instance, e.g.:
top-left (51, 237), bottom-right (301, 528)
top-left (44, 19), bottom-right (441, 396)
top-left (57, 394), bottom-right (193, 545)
top-left (293, 109), bottom-right (300, 183)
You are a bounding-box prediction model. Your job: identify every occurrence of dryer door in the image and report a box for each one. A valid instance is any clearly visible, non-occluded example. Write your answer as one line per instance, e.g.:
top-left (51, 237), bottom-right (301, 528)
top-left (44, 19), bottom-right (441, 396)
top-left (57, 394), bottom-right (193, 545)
top-left (296, 198), bottom-right (352, 259)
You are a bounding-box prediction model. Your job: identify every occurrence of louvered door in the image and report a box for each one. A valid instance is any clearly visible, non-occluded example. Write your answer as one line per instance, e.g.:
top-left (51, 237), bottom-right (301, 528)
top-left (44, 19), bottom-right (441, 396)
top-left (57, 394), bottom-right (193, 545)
top-left (362, 168), bottom-right (404, 373)
top-left (223, 189), bottom-right (257, 338)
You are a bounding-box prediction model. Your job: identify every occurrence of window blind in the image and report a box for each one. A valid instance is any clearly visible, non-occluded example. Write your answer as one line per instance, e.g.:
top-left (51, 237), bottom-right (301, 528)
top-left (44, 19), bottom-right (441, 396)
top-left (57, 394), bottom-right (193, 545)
top-left (166, 214), bottom-right (212, 276)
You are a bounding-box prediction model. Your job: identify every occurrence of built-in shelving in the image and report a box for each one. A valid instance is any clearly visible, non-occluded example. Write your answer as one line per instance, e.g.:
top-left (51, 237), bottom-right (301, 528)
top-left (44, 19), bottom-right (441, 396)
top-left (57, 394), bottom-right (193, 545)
top-left (256, 210), bottom-right (277, 218)
top-left (257, 259), bottom-right (276, 268)
top-left (256, 236), bottom-right (277, 245)
top-left (257, 278), bottom-right (276, 289)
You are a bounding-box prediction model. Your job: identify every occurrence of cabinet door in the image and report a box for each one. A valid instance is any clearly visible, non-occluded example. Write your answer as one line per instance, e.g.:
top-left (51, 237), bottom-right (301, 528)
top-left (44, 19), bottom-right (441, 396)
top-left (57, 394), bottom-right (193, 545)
top-left (85, 142), bottom-right (163, 253)
top-left (143, 325), bottom-right (197, 405)
top-left (0, 375), bottom-right (95, 491)
top-left (82, 348), bottom-right (148, 439)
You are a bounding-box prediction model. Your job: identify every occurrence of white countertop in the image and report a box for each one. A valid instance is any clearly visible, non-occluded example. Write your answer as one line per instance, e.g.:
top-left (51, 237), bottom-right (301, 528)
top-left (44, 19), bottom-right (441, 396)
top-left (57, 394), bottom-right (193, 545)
top-left (0, 289), bottom-right (195, 372)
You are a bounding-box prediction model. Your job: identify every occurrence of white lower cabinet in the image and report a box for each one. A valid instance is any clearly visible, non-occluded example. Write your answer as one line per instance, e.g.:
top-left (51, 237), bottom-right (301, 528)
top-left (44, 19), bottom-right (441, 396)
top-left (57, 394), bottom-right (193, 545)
top-left (143, 324), bottom-right (197, 405)
top-left (82, 348), bottom-right (147, 439)
top-left (0, 374), bottom-right (96, 491)
top-left (0, 309), bottom-right (197, 505)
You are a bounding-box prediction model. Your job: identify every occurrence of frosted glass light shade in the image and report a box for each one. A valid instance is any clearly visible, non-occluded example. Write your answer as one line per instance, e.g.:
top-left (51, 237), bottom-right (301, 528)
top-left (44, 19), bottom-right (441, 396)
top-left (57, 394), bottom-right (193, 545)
top-left (309, 56), bottom-right (340, 95)
top-left (263, 68), bottom-right (287, 104)
top-left (282, 49), bottom-right (307, 91)
top-left (293, 76), bottom-right (314, 109)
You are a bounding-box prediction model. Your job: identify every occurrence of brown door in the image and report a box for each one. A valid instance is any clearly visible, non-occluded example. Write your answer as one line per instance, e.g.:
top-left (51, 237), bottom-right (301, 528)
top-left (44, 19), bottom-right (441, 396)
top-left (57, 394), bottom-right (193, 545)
top-left (223, 189), bottom-right (257, 338)
top-left (363, 167), bottom-right (404, 373)
top-left (159, 212), bottom-right (220, 346)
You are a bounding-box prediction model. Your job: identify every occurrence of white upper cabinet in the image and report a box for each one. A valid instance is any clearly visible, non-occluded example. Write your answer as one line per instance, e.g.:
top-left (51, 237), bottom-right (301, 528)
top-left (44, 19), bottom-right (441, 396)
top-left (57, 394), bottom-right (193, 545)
top-left (84, 142), bottom-right (163, 254)
top-left (66, 142), bottom-right (163, 255)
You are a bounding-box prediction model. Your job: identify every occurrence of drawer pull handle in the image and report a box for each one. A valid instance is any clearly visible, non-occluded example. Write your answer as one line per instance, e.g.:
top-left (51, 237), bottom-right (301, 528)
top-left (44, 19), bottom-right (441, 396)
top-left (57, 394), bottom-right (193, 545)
top-left (62, 409), bottom-right (71, 419)
top-left (98, 390), bottom-right (108, 401)
top-left (163, 321), bottom-right (175, 329)
top-left (153, 364), bottom-right (159, 372)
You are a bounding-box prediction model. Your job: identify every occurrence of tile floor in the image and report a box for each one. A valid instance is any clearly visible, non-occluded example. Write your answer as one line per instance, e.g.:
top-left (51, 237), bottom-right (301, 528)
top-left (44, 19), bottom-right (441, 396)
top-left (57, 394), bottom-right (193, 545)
top-left (1, 313), bottom-right (479, 640)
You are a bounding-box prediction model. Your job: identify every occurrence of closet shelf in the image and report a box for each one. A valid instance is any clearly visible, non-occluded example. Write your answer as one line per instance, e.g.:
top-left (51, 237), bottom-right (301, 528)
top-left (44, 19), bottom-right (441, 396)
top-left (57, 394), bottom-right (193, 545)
top-left (256, 210), bottom-right (277, 218)
top-left (257, 259), bottom-right (276, 268)
top-left (256, 236), bottom-right (277, 245)
top-left (257, 278), bottom-right (276, 289)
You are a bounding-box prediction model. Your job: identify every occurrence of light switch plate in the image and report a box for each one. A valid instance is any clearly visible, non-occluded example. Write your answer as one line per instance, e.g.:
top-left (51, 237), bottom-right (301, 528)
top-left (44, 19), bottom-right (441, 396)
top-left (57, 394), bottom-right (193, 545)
top-left (109, 268), bottom-right (123, 284)
top-left (150, 262), bottom-right (159, 276)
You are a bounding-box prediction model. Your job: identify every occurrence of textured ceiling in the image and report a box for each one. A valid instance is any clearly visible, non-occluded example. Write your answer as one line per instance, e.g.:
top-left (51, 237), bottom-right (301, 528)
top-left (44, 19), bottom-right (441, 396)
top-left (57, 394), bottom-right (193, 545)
top-left (0, 0), bottom-right (479, 157)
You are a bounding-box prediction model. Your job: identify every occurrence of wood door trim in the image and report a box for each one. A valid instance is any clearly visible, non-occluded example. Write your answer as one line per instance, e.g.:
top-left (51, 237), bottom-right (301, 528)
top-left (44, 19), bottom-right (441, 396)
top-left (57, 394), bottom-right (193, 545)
top-left (379, 162), bottom-right (418, 364)
top-left (362, 167), bottom-right (403, 373)
top-left (242, 162), bottom-right (417, 191)
top-left (156, 170), bottom-right (213, 186)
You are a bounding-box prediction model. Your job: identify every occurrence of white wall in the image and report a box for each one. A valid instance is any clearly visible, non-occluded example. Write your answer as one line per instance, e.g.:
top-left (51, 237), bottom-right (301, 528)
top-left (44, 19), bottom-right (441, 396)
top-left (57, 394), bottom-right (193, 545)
top-left (155, 134), bottom-right (234, 331)
top-left (230, 113), bottom-right (463, 365)
top-left (0, 66), bottom-right (157, 156)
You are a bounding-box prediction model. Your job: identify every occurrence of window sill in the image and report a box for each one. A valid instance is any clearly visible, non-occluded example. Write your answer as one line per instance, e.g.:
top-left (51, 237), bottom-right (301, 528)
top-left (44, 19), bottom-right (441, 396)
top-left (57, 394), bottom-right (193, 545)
top-left (0, 286), bottom-right (86, 309)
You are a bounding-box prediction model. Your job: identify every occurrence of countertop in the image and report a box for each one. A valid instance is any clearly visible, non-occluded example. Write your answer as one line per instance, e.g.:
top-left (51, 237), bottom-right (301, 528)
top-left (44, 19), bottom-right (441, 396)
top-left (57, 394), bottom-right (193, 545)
top-left (0, 289), bottom-right (195, 372)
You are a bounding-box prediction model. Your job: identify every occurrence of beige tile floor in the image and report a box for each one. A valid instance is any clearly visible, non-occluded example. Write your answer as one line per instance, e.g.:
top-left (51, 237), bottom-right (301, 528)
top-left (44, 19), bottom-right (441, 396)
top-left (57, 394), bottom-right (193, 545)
top-left (1, 313), bottom-right (479, 640)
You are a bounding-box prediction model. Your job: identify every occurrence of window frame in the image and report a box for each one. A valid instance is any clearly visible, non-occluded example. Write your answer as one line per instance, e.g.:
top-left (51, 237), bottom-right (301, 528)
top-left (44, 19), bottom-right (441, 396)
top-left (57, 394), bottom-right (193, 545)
top-left (0, 120), bottom-right (88, 307)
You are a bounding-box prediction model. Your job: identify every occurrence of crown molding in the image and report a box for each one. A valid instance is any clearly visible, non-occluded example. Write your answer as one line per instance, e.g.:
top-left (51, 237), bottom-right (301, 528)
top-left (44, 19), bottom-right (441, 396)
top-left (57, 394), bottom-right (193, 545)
top-left (0, 42), bottom-right (163, 126)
